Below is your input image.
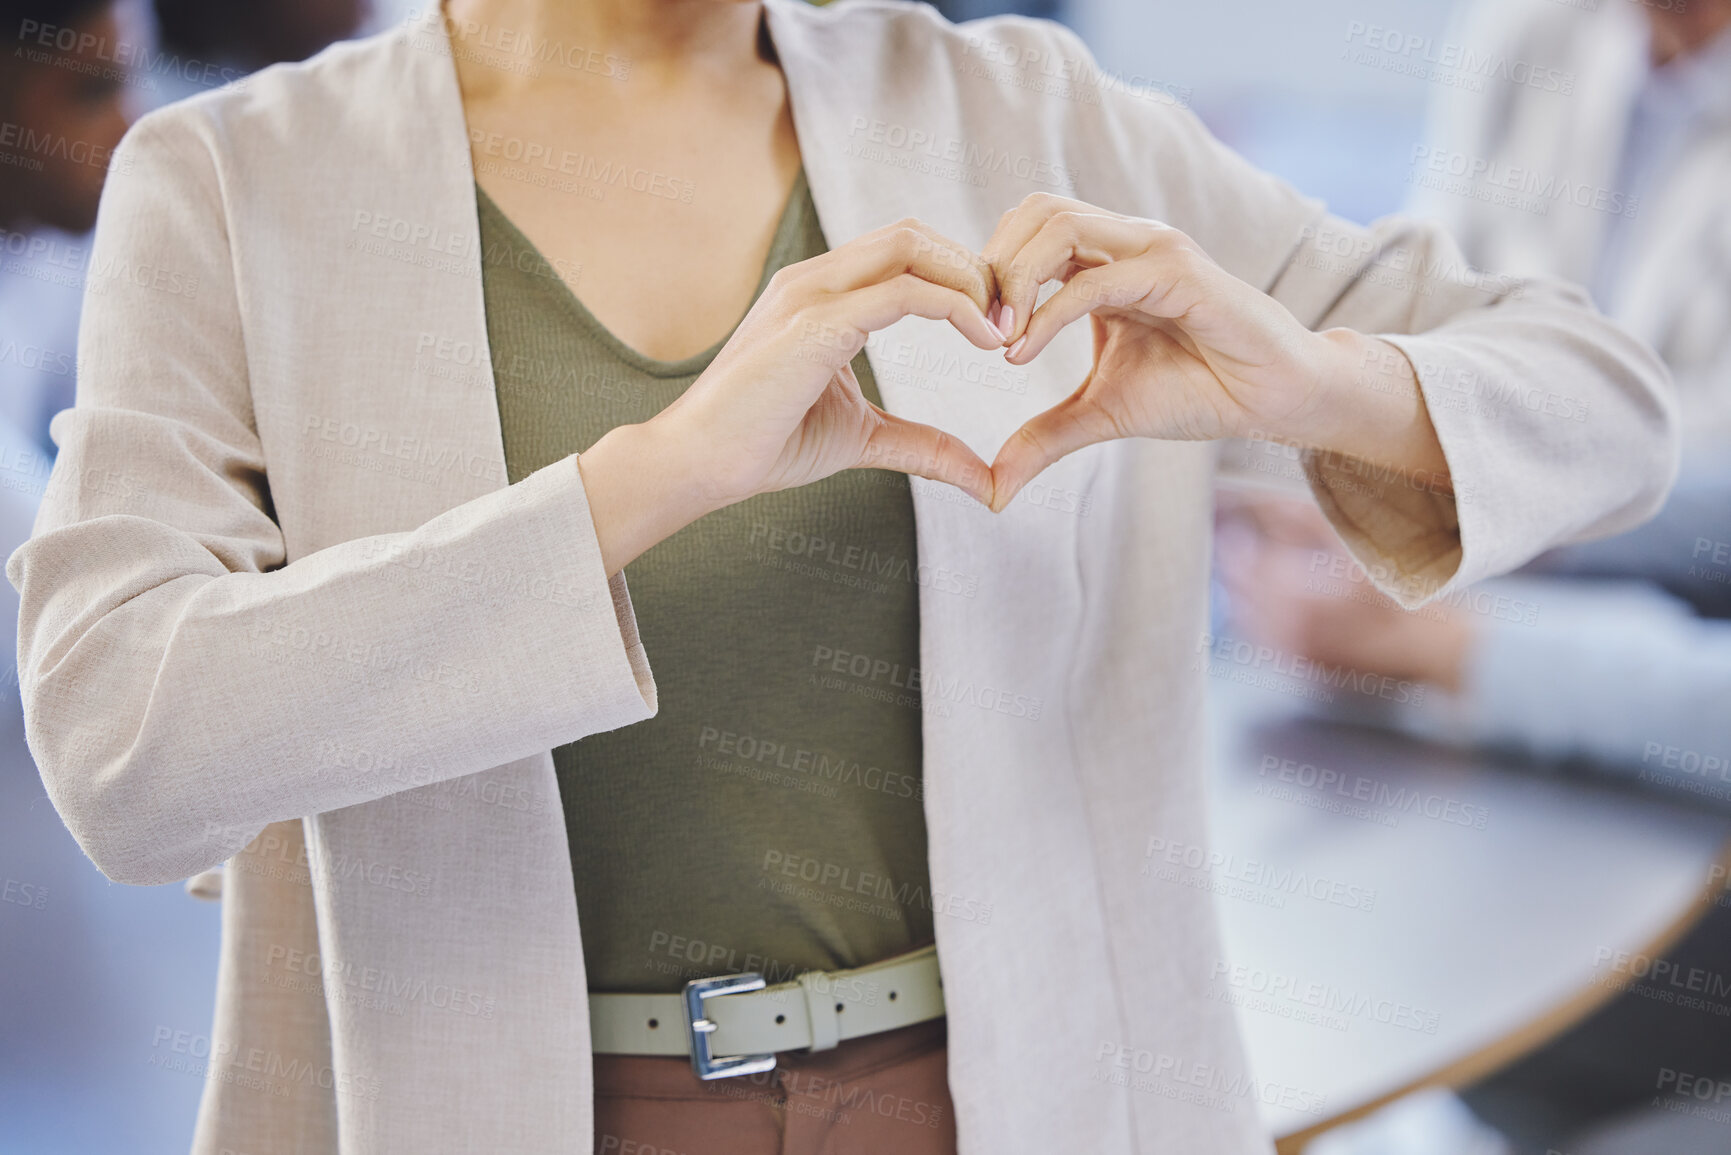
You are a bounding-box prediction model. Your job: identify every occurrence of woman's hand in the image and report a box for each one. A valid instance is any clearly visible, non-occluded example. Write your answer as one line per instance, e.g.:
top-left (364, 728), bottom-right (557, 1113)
top-left (979, 193), bottom-right (1450, 512)
top-left (664, 219), bottom-right (1003, 504)
top-left (578, 220), bottom-right (1005, 576)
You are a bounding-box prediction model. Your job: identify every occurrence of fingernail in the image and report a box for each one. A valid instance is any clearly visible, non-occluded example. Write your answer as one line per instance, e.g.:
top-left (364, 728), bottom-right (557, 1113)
top-left (984, 315), bottom-right (1005, 343)
top-left (1000, 306), bottom-right (1015, 338)
top-left (1006, 335), bottom-right (1026, 361)
top-left (988, 301), bottom-right (1003, 331)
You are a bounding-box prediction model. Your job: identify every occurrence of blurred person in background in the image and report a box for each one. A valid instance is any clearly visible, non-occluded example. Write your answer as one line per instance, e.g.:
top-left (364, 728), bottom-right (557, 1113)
top-left (0, 0), bottom-right (127, 458)
top-left (0, 0), bottom-right (126, 237)
top-left (1411, 0), bottom-right (1731, 458)
top-left (1221, 0), bottom-right (1731, 1151)
top-left (1, 0), bottom-right (371, 470)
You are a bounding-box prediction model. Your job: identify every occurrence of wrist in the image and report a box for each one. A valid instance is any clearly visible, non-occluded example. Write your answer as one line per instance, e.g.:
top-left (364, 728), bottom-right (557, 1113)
top-left (1276, 329), bottom-right (1451, 485)
top-left (1276, 329), bottom-right (1396, 448)
top-left (576, 420), bottom-right (728, 578)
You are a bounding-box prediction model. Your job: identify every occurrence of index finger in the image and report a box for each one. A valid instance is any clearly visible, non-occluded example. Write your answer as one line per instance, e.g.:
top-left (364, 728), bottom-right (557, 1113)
top-left (814, 219), bottom-right (999, 320)
top-left (980, 193), bottom-right (1099, 329)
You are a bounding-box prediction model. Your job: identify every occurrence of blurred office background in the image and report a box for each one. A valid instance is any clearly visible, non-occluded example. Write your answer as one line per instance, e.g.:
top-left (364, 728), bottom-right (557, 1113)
top-left (8, 0), bottom-right (1731, 1152)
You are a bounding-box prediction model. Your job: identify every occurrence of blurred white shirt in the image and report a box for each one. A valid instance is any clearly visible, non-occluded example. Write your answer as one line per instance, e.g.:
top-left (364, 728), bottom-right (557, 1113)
top-left (1408, 0), bottom-right (1731, 463)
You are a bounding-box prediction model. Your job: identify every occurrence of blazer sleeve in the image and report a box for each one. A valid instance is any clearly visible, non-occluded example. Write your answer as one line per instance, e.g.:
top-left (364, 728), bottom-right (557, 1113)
top-left (5, 110), bottom-right (658, 887)
top-left (1038, 20), bottom-right (1679, 608)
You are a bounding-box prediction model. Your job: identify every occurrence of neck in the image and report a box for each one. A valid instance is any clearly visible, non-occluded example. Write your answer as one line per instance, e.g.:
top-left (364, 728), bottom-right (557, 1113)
top-left (1650, 3), bottom-right (1731, 67)
top-left (443, 0), bottom-right (768, 83)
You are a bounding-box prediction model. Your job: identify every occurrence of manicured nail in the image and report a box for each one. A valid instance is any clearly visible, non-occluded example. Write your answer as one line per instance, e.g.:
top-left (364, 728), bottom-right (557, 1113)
top-left (1006, 335), bottom-right (1026, 360)
top-left (988, 301), bottom-right (1003, 331)
top-left (999, 306), bottom-right (1015, 339)
top-left (984, 314), bottom-right (1005, 343)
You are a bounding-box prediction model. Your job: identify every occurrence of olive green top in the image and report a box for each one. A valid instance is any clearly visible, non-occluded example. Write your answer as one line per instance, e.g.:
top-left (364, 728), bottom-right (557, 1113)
top-left (476, 172), bottom-right (935, 993)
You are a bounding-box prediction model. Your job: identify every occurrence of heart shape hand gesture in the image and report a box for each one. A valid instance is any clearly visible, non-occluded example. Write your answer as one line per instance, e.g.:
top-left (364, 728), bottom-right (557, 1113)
top-left (979, 193), bottom-right (1350, 511)
top-left (583, 195), bottom-right (1447, 573)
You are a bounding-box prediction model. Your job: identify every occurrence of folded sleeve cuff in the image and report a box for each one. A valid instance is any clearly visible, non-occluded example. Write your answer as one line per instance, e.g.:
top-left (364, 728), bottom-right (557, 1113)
top-left (606, 567), bottom-right (657, 719)
top-left (1301, 362), bottom-right (1466, 611)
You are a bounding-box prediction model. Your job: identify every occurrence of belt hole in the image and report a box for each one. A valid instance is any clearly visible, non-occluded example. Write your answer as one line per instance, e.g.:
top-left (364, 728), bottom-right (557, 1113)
top-left (889, 990), bottom-right (898, 1001)
top-left (835, 1002), bottom-right (844, 1013)
top-left (647, 1018), bottom-right (659, 1029)
top-left (775, 1014), bottom-right (786, 1025)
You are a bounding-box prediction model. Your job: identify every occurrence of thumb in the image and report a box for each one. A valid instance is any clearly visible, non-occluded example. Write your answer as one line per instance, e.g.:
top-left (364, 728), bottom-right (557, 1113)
top-left (988, 382), bottom-right (1116, 513)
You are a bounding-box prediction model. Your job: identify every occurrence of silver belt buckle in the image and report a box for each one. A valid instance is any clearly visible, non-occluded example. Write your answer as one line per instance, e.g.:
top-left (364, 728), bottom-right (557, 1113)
top-left (682, 972), bottom-right (778, 1080)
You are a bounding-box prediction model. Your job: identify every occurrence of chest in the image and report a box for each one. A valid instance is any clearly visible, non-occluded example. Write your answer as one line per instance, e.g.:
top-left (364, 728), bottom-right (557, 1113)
top-left (464, 97), bottom-right (801, 362)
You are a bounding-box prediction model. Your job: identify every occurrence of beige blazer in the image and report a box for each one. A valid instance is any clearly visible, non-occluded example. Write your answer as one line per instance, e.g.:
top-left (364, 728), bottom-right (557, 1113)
top-left (7, 2), bottom-right (1675, 1152)
top-left (1410, 0), bottom-right (1731, 456)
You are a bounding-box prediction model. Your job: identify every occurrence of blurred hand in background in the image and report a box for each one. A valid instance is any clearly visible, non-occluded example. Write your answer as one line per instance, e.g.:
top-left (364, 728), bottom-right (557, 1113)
top-left (1216, 489), bottom-right (1473, 696)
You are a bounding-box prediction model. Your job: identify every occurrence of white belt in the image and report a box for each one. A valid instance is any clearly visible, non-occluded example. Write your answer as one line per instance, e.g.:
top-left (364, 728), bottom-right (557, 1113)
top-left (588, 945), bottom-right (944, 1080)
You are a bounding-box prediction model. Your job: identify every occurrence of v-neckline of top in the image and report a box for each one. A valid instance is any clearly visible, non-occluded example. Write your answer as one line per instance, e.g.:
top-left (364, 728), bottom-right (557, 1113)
top-left (473, 167), bottom-right (811, 380)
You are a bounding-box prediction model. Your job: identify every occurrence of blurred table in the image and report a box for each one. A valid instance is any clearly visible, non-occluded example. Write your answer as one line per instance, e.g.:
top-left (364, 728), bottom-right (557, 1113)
top-left (1203, 677), bottom-right (1731, 1151)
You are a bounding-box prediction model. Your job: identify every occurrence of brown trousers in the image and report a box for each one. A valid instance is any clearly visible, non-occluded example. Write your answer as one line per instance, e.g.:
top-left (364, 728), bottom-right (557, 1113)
top-left (591, 1018), bottom-right (958, 1155)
